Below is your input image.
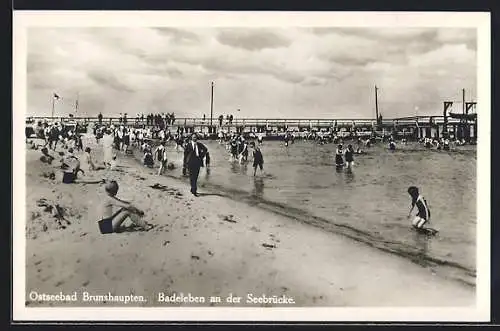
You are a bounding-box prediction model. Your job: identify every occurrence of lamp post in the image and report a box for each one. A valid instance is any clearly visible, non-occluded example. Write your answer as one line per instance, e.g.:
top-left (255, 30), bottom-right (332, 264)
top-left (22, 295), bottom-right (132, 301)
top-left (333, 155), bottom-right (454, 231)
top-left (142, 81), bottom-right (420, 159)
top-left (210, 81), bottom-right (214, 132)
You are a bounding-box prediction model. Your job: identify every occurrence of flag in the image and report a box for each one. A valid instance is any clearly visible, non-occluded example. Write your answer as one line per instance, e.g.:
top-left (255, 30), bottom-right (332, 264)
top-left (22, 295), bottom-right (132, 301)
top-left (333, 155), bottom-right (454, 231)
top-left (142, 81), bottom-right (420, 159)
top-left (53, 93), bottom-right (60, 100)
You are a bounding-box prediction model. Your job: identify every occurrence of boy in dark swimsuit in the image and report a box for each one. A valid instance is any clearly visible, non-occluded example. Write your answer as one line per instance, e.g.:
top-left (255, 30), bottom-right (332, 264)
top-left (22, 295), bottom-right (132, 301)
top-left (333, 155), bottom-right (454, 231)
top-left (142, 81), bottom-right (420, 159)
top-left (98, 180), bottom-right (151, 234)
top-left (335, 144), bottom-right (344, 167)
top-left (345, 144), bottom-right (354, 168)
top-left (250, 142), bottom-right (264, 176)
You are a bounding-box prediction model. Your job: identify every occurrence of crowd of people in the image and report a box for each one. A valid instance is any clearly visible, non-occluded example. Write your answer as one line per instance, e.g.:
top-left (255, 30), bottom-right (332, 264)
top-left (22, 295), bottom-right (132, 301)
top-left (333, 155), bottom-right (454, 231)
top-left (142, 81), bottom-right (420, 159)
top-left (217, 114), bottom-right (235, 126)
top-left (97, 112), bottom-right (177, 128)
top-left (28, 120), bottom-right (85, 152)
top-left (28, 112), bottom-right (475, 238)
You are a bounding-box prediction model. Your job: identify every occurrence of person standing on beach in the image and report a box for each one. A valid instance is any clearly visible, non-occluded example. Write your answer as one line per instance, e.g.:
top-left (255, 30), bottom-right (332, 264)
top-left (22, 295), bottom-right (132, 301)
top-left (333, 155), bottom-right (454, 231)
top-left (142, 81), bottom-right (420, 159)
top-left (218, 129), bottom-right (224, 144)
top-left (123, 128), bottom-right (131, 153)
top-left (154, 141), bottom-right (168, 176)
top-left (83, 147), bottom-right (97, 171)
top-left (184, 133), bottom-right (208, 197)
top-left (101, 129), bottom-right (114, 168)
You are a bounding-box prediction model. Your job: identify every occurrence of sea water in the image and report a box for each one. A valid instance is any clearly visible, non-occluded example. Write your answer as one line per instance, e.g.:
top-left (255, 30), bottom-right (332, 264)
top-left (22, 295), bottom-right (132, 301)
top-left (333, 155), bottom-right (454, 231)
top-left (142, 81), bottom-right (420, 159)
top-left (144, 140), bottom-right (477, 285)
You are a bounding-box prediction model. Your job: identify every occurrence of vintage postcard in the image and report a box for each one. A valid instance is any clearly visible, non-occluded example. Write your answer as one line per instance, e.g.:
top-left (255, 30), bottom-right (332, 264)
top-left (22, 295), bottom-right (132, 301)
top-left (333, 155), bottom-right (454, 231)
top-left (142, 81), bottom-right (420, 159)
top-left (12, 11), bottom-right (490, 322)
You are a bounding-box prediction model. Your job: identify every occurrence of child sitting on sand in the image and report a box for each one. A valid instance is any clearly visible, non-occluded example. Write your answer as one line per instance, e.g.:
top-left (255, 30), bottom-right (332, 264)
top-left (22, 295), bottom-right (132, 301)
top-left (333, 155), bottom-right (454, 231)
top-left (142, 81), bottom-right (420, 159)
top-left (60, 156), bottom-right (82, 183)
top-left (40, 147), bottom-right (55, 164)
top-left (83, 147), bottom-right (105, 172)
top-left (143, 148), bottom-right (154, 168)
top-left (407, 186), bottom-right (432, 231)
top-left (98, 180), bottom-right (152, 234)
top-left (59, 152), bottom-right (105, 184)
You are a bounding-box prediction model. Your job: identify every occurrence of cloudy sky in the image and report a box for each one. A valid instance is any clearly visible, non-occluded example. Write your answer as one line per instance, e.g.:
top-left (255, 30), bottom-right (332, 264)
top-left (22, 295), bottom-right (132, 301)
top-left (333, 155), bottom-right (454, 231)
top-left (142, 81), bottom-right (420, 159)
top-left (27, 27), bottom-right (477, 119)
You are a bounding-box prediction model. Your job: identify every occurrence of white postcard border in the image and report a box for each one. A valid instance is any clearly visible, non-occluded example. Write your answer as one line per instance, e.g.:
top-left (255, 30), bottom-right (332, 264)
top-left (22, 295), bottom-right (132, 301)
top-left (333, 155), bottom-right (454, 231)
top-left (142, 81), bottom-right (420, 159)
top-left (12, 11), bottom-right (491, 322)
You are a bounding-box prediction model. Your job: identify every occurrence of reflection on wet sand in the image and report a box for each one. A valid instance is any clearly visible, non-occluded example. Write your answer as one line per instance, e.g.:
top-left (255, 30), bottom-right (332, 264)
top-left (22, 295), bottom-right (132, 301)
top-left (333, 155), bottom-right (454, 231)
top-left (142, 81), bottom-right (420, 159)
top-left (252, 177), bottom-right (264, 198)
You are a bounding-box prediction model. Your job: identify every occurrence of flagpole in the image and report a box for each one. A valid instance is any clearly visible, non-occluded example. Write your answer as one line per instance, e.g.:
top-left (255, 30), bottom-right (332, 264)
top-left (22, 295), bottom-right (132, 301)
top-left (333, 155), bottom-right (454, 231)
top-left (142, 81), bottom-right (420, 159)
top-left (210, 81), bottom-right (214, 128)
top-left (51, 96), bottom-right (55, 119)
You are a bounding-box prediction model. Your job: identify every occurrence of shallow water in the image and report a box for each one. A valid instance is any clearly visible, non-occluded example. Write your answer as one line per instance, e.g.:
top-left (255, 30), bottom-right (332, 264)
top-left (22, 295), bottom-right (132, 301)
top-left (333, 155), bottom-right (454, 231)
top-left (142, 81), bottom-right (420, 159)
top-left (142, 140), bottom-right (476, 284)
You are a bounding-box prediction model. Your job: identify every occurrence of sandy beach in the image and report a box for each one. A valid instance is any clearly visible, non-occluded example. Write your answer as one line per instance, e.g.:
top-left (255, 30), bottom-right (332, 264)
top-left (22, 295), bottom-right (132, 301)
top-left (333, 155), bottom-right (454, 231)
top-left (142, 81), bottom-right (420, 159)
top-left (24, 137), bottom-right (475, 307)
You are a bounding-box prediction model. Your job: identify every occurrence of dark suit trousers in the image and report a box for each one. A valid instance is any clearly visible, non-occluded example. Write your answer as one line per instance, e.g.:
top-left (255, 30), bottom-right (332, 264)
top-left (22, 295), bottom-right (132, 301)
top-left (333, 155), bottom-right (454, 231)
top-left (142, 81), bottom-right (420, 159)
top-left (189, 165), bottom-right (201, 194)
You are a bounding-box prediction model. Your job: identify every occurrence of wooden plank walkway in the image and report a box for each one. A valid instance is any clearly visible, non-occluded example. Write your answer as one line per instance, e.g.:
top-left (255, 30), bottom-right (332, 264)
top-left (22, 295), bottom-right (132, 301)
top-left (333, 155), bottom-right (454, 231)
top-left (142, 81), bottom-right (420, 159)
top-left (26, 115), bottom-right (469, 128)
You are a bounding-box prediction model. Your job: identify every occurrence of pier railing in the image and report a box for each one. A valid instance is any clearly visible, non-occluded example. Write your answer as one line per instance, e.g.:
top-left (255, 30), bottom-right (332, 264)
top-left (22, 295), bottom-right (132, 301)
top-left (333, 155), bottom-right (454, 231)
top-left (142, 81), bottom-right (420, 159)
top-left (25, 115), bottom-right (469, 128)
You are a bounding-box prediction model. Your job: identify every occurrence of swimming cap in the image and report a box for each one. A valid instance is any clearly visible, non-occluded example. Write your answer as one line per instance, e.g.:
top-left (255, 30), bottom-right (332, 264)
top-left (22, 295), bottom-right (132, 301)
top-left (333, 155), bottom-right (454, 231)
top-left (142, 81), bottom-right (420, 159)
top-left (407, 186), bottom-right (419, 195)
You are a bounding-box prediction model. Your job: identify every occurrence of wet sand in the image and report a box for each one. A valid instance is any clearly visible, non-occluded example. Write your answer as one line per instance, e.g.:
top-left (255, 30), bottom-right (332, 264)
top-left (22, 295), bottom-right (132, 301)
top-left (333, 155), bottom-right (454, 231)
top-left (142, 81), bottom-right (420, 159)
top-left (24, 137), bottom-right (474, 307)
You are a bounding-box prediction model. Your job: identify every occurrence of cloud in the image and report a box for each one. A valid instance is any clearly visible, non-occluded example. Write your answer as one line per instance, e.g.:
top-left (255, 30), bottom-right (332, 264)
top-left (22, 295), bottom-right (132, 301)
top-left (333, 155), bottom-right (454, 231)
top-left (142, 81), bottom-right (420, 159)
top-left (152, 27), bottom-right (201, 44)
top-left (25, 27), bottom-right (477, 118)
top-left (86, 69), bottom-right (135, 93)
top-left (436, 28), bottom-right (476, 50)
top-left (216, 29), bottom-right (292, 51)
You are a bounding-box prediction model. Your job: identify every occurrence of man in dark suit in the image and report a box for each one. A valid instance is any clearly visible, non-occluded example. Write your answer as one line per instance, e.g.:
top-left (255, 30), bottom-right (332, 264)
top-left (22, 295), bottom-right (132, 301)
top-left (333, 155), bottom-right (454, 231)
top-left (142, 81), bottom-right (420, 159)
top-left (184, 133), bottom-right (208, 196)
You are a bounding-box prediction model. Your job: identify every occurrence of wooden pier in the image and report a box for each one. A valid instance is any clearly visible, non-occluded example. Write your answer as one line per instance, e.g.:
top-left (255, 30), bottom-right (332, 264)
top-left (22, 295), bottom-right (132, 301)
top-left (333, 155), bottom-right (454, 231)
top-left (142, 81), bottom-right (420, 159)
top-left (26, 113), bottom-right (477, 141)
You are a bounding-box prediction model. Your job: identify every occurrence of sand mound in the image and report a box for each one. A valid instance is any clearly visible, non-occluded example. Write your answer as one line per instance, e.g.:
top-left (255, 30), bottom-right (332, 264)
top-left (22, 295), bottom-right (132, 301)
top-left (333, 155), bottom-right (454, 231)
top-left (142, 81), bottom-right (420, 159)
top-left (26, 198), bottom-right (74, 239)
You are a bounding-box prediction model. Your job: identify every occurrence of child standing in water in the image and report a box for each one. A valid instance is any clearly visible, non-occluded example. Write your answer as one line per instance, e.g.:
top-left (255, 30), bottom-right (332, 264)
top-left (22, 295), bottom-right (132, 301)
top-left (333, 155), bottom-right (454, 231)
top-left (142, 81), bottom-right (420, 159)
top-left (257, 133), bottom-right (263, 145)
top-left (250, 142), bottom-right (264, 176)
top-left (335, 144), bottom-right (344, 167)
top-left (388, 138), bottom-right (396, 150)
top-left (345, 144), bottom-right (355, 168)
top-left (407, 186), bottom-right (436, 234)
top-left (98, 180), bottom-right (152, 234)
